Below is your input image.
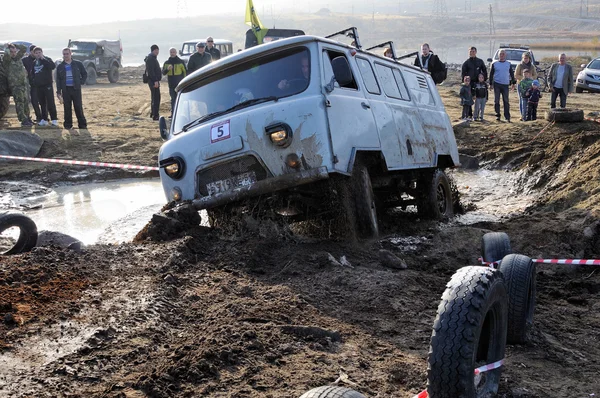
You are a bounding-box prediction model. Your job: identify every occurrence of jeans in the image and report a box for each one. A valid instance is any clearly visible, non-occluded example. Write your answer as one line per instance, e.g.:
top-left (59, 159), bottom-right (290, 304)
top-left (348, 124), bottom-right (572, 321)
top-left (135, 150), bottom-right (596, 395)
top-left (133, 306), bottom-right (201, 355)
top-left (493, 83), bottom-right (510, 121)
top-left (550, 87), bottom-right (567, 108)
top-left (474, 98), bottom-right (486, 120)
top-left (526, 102), bottom-right (538, 121)
top-left (62, 86), bottom-right (87, 129)
top-left (148, 82), bottom-right (161, 118)
top-left (29, 84), bottom-right (42, 121)
top-left (461, 105), bottom-right (472, 119)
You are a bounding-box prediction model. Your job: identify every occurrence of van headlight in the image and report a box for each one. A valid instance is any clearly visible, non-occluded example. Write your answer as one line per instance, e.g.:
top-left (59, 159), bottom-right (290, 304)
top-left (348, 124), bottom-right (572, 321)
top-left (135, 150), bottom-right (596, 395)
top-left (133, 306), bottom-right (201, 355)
top-left (265, 122), bottom-right (293, 148)
top-left (160, 156), bottom-right (185, 180)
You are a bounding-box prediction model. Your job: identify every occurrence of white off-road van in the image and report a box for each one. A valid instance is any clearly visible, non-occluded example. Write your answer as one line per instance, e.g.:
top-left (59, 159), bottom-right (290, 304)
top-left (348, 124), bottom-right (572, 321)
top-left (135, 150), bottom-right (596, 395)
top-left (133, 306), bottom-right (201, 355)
top-left (158, 28), bottom-right (460, 238)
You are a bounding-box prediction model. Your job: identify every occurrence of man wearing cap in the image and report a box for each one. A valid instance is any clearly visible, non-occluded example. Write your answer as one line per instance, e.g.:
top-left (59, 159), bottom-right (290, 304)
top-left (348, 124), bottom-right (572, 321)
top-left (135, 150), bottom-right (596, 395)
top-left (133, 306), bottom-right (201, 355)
top-left (187, 42), bottom-right (212, 74)
top-left (206, 37), bottom-right (221, 61)
top-left (144, 44), bottom-right (162, 121)
top-left (548, 53), bottom-right (573, 109)
top-left (21, 44), bottom-right (42, 123)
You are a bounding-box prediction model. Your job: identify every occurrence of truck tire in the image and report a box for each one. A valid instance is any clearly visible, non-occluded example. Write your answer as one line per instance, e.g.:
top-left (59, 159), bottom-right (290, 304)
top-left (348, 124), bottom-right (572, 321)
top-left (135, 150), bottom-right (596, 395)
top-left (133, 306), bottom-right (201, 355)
top-left (498, 254), bottom-right (536, 344)
top-left (544, 108), bottom-right (584, 123)
top-left (350, 164), bottom-right (379, 239)
top-left (0, 212), bottom-right (38, 255)
top-left (427, 266), bottom-right (508, 398)
top-left (300, 386), bottom-right (366, 398)
top-left (86, 66), bottom-right (97, 85)
top-left (108, 65), bottom-right (119, 83)
top-left (481, 232), bottom-right (512, 263)
top-left (0, 96), bottom-right (8, 119)
top-left (418, 169), bottom-right (453, 219)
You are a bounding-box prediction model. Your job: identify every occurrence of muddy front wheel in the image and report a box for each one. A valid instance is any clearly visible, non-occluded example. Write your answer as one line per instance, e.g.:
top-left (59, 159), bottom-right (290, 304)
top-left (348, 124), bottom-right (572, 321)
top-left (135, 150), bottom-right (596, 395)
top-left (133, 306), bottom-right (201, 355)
top-left (418, 169), bottom-right (453, 219)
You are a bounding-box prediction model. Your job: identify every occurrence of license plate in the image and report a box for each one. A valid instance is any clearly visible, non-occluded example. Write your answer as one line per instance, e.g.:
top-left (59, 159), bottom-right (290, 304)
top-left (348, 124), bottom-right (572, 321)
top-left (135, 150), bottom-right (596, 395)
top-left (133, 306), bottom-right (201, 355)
top-left (206, 171), bottom-right (257, 196)
top-left (589, 83), bottom-right (600, 89)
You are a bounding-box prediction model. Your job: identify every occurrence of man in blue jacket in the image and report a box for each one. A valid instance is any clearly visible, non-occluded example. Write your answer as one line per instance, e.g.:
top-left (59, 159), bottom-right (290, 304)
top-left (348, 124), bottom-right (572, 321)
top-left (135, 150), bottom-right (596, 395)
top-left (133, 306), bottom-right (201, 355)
top-left (56, 47), bottom-right (88, 129)
top-left (489, 49), bottom-right (515, 123)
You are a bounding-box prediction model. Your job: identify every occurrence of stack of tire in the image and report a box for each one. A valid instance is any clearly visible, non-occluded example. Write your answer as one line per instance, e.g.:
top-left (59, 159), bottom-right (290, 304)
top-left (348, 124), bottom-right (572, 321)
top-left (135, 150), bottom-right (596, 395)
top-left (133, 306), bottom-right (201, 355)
top-left (427, 232), bottom-right (536, 397)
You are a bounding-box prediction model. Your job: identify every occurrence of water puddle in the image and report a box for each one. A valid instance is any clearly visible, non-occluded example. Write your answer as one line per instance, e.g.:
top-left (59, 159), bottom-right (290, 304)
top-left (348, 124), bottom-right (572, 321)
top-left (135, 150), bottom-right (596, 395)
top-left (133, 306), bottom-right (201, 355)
top-left (18, 179), bottom-right (166, 245)
top-left (451, 169), bottom-right (537, 224)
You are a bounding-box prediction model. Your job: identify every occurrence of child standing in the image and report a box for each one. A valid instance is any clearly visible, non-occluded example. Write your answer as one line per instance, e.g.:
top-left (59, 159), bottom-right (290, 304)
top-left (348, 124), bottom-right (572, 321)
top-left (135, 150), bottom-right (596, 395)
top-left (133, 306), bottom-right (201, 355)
top-left (518, 69), bottom-right (534, 121)
top-left (460, 76), bottom-right (474, 121)
top-left (473, 73), bottom-right (488, 121)
top-left (524, 80), bottom-right (542, 121)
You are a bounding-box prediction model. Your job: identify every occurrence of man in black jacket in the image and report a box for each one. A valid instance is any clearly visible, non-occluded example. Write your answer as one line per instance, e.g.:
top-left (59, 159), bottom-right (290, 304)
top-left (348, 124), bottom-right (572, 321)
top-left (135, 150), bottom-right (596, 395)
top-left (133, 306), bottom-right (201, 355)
top-left (145, 44), bottom-right (162, 120)
top-left (206, 37), bottom-right (221, 61)
top-left (461, 46), bottom-right (487, 118)
top-left (21, 44), bottom-right (42, 123)
top-left (187, 42), bottom-right (212, 74)
top-left (31, 47), bottom-right (58, 126)
top-left (414, 43), bottom-right (446, 85)
top-left (56, 47), bottom-right (88, 129)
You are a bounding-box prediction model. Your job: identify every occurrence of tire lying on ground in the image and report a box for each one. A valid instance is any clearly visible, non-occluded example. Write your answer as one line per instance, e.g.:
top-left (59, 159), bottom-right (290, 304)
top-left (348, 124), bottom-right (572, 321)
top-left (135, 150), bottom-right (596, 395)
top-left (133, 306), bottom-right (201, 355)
top-left (545, 108), bottom-right (584, 123)
top-left (481, 232), bottom-right (512, 263)
top-left (427, 266), bottom-right (508, 398)
top-left (299, 386), bottom-right (366, 398)
top-left (0, 211), bottom-right (38, 255)
top-left (498, 254), bottom-right (537, 344)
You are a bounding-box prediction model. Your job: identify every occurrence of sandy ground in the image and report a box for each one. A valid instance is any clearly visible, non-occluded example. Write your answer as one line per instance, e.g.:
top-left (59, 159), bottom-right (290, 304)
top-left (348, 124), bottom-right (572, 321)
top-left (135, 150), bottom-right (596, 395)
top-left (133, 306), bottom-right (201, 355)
top-left (0, 66), bottom-right (599, 397)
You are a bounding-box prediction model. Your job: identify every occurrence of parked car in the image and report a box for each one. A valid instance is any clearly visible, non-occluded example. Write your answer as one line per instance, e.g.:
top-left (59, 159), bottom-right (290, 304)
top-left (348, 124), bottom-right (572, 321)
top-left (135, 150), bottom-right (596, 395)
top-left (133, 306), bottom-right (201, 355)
top-left (157, 28), bottom-right (459, 239)
top-left (487, 44), bottom-right (539, 70)
top-left (179, 39), bottom-right (233, 66)
top-left (55, 39), bottom-right (123, 85)
top-left (575, 57), bottom-right (600, 93)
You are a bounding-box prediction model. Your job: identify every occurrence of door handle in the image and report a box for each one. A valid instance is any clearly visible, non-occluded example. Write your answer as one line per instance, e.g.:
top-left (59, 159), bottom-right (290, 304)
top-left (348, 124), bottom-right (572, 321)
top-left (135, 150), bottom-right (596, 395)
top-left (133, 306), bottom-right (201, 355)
top-left (361, 102), bottom-right (371, 109)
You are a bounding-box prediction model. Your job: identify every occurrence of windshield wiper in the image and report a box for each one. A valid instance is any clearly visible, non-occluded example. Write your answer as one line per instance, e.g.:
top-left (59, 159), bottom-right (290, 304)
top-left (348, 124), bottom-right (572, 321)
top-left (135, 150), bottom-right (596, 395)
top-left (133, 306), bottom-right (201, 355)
top-left (181, 96), bottom-right (279, 132)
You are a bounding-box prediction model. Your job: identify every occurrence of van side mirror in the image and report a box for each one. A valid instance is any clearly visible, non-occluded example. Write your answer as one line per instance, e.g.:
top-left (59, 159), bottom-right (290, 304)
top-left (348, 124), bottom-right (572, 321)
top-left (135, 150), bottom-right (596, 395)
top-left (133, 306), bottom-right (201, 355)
top-left (179, 50), bottom-right (183, 56)
top-left (581, 63), bottom-right (586, 68)
top-left (159, 116), bottom-right (169, 140)
top-left (487, 58), bottom-right (492, 62)
top-left (331, 56), bottom-right (353, 87)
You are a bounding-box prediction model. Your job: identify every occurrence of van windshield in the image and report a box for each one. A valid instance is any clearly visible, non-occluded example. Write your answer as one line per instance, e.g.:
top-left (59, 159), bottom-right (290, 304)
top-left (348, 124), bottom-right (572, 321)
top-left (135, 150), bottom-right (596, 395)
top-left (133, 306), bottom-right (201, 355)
top-left (69, 42), bottom-right (96, 55)
top-left (173, 47), bottom-right (310, 134)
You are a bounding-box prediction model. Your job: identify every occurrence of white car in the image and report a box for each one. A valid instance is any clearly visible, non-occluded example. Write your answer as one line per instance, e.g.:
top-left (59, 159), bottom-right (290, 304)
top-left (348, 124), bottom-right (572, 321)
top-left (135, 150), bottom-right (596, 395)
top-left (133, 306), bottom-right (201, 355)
top-left (487, 44), bottom-right (539, 70)
top-left (179, 39), bottom-right (233, 66)
top-left (158, 28), bottom-right (460, 238)
top-left (576, 57), bottom-right (600, 93)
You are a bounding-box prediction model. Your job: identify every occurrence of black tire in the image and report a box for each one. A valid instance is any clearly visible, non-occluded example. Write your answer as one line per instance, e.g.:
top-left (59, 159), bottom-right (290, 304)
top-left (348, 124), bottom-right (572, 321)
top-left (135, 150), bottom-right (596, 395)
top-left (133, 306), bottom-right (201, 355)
top-left (0, 212), bottom-right (38, 255)
top-left (498, 254), bottom-right (536, 344)
top-left (86, 66), bottom-right (97, 85)
top-left (575, 87), bottom-right (584, 93)
top-left (427, 266), bottom-right (508, 397)
top-left (0, 96), bottom-right (9, 119)
top-left (418, 169), bottom-right (453, 219)
top-left (545, 108), bottom-right (584, 123)
top-left (350, 164), bottom-right (378, 239)
top-left (481, 232), bottom-right (512, 263)
top-left (300, 386), bottom-right (366, 398)
top-left (108, 65), bottom-right (119, 83)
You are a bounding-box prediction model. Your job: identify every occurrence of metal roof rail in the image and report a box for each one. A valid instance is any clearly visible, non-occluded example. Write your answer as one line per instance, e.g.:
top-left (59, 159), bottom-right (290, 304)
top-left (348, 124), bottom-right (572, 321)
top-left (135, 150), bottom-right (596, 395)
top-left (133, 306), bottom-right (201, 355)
top-left (325, 27), bottom-right (362, 50)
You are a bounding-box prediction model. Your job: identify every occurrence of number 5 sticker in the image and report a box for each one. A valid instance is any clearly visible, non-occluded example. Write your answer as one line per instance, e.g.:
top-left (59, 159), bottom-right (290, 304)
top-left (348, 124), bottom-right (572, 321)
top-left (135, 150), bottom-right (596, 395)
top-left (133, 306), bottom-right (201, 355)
top-left (210, 120), bottom-right (230, 143)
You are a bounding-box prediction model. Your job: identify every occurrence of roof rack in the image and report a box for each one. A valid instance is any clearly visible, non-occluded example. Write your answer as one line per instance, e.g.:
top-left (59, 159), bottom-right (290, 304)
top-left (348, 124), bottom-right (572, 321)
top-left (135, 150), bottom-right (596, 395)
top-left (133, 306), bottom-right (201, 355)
top-left (499, 43), bottom-right (530, 50)
top-left (366, 41), bottom-right (397, 59)
top-left (325, 27), bottom-right (362, 50)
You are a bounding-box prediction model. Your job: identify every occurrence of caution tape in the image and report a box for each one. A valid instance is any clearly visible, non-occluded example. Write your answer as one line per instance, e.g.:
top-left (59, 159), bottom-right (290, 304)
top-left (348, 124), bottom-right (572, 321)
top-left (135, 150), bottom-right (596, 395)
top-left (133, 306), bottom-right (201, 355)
top-left (530, 120), bottom-right (555, 143)
top-left (0, 154), bottom-right (159, 171)
top-left (584, 117), bottom-right (600, 124)
top-left (412, 359), bottom-right (505, 398)
top-left (479, 257), bottom-right (600, 267)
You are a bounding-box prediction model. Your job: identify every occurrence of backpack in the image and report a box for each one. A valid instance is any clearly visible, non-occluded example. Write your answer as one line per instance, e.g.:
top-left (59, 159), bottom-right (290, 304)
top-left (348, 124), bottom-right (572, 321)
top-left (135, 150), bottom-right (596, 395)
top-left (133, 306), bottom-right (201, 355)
top-left (432, 63), bottom-right (447, 85)
top-left (142, 56), bottom-right (149, 83)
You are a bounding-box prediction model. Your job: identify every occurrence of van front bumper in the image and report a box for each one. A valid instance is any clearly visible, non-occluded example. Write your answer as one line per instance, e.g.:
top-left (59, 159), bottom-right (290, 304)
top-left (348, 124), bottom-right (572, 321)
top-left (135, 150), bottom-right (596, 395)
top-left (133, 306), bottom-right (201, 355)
top-left (192, 166), bottom-right (329, 210)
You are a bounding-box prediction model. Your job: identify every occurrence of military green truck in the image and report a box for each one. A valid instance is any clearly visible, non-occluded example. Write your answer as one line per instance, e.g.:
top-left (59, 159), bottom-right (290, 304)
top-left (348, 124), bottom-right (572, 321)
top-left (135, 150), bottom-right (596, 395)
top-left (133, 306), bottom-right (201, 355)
top-left (61, 39), bottom-right (123, 85)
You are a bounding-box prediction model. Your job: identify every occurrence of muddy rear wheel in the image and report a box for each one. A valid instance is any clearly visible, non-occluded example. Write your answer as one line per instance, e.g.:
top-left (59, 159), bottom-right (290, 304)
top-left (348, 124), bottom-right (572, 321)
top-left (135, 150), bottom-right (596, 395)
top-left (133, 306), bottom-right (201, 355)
top-left (351, 164), bottom-right (379, 239)
top-left (418, 169), bottom-right (453, 219)
top-left (86, 66), bottom-right (97, 85)
top-left (108, 65), bottom-right (119, 83)
top-left (0, 96), bottom-right (9, 119)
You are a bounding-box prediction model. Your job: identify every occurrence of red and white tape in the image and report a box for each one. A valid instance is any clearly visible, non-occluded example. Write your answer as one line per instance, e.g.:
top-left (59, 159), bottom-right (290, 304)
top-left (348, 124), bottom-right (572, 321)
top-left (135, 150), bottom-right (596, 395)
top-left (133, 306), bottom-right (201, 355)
top-left (413, 359), bottom-right (504, 398)
top-left (0, 154), bottom-right (159, 171)
top-left (479, 257), bottom-right (600, 267)
top-left (584, 117), bottom-right (600, 124)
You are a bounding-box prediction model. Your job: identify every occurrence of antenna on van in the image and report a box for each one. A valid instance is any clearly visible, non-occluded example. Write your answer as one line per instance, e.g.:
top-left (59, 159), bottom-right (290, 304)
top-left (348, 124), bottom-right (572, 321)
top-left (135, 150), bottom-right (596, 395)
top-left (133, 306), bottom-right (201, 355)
top-left (366, 41), bottom-right (397, 59)
top-left (325, 27), bottom-right (361, 50)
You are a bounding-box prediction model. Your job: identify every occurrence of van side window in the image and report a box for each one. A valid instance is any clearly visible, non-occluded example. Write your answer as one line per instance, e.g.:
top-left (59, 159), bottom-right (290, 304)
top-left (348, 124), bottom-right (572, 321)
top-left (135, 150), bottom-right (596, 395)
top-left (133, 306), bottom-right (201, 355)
top-left (356, 57), bottom-right (381, 95)
top-left (375, 63), bottom-right (407, 100)
top-left (324, 50), bottom-right (358, 90)
top-left (392, 69), bottom-right (410, 100)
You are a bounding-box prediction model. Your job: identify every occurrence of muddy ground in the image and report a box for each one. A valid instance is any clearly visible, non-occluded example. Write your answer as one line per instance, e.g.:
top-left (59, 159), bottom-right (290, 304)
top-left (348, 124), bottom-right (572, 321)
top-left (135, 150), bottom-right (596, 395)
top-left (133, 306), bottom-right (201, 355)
top-left (0, 66), bottom-right (599, 397)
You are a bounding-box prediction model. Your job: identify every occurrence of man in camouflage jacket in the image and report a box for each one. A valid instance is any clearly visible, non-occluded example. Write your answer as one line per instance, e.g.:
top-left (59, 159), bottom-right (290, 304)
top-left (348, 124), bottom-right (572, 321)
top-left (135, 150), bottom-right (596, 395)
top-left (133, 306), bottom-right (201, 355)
top-left (2, 43), bottom-right (33, 126)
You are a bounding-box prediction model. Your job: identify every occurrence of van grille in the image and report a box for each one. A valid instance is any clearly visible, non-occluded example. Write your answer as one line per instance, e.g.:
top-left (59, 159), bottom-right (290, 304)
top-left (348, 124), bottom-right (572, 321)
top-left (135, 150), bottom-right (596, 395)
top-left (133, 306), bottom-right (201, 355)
top-left (196, 156), bottom-right (270, 196)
